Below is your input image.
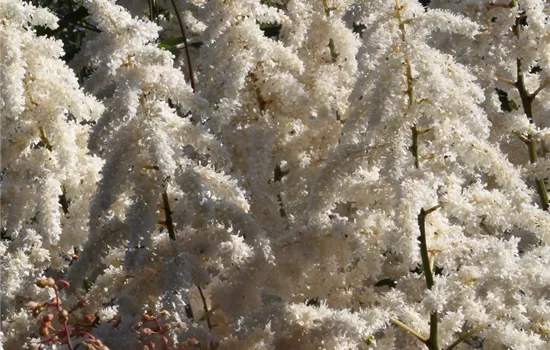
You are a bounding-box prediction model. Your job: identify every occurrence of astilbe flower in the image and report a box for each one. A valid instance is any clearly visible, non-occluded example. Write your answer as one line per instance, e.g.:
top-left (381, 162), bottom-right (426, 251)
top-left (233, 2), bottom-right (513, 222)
top-left (194, 2), bottom-right (381, 348)
top-left (64, 0), bottom-right (272, 348)
top-left (308, 0), bottom-right (550, 348)
top-left (1, 0), bottom-right (103, 347)
top-left (429, 0), bottom-right (550, 210)
top-left (2, 0), bottom-right (550, 349)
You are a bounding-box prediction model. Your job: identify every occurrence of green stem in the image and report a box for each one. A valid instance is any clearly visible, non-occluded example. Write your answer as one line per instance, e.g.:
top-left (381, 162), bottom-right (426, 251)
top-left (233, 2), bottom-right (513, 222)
top-left (59, 185), bottom-right (69, 215)
top-left (445, 326), bottom-right (483, 350)
top-left (512, 7), bottom-right (549, 210)
top-left (322, 1), bottom-right (338, 62)
top-left (391, 318), bottom-right (428, 344)
top-left (396, 0), bottom-right (421, 170)
top-left (418, 206), bottom-right (439, 289)
top-left (162, 190), bottom-right (176, 240)
top-left (395, 0), bottom-right (414, 108)
top-left (169, 0), bottom-right (195, 92)
top-left (52, 285), bottom-right (74, 350)
top-left (328, 38), bottom-right (338, 62)
top-left (39, 127), bottom-right (53, 151)
top-left (41, 126), bottom-right (70, 219)
top-left (428, 312), bottom-right (439, 350)
top-left (322, 0), bottom-right (331, 16)
top-left (411, 126), bottom-right (420, 169)
top-left (418, 206), bottom-right (441, 350)
top-left (396, 3), bottom-right (439, 346)
top-left (197, 285), bottom-right (213, 330)
top-left (149, 0), bottom-right (156, 22)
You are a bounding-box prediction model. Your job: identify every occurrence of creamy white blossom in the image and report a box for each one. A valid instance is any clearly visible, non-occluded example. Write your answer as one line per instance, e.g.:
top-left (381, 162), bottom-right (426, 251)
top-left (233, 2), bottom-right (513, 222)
top-left (2, 0), bottom-right (550, 349)
top-left (1, 1), bottom-right (103, 347)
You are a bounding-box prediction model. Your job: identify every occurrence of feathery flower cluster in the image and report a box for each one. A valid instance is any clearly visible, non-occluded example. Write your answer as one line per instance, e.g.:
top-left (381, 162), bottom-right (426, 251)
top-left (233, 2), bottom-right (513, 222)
top-left (2, 0), bottom-right (550, 349)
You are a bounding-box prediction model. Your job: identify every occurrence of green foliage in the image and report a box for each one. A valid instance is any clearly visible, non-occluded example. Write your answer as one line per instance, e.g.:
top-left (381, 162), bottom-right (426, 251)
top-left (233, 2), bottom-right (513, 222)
top-left (258, 22), bottom-right (282, 39)
top-left (496, 88), bottom-right (519, 112)
top-left (158, 37), bottom-right (203, 54)
top-left (260, 0), bottom-right (285, 9)
top-left (34, 2), bottom-right (94, 62)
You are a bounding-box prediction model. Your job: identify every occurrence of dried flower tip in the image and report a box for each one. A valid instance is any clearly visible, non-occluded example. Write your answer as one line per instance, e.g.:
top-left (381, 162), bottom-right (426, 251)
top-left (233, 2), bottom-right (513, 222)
top-left (186, 338), bottom-right (199, 346)
top-left (56, 279), bottom-right (70, 288)
top-left (141, 313), bottom-right (151, 322)
top-left (175, 322), bottom-right (187, 330)
top-left (111, 315), bottom-right (121, 328)
top-left (51, 296), bottom-right (61, 306)
top-left (59, 309), bottom-right (69, 323)
top-left (162, 323), bottom-right (172, 332)
top-left (143, 164), bottom-right (160, 170)
top-left (32, 308), bottom-right (42, 318)
top-left (42, 314), bottom-right (54, 322)
top-left (39, 326), bottom-right (49, 337)
top-left (141, 327), bottom-right (155, 336)
top-left (77, 299), bottom-right (89, 308)
top-left (27, 301), bottom-right (40, 310)
top-left (36, 279), bottom-right (49, 288)
top-left (83, 313), bottom-right (96, 324)
top-left (159, 310), bottom-right (170, 318)
top-left (46, 278), bottom-right (56, 288)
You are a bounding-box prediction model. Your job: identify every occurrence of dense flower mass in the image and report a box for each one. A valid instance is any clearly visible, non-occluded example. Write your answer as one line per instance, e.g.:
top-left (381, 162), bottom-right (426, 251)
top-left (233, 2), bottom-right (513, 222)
top-left (1, 0), bottom-right (550, 349)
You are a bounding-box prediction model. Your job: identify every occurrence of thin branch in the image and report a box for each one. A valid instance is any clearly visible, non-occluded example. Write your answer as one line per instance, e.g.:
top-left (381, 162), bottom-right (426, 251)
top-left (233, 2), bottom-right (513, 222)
top-left (516, 132), bottom-right (530, 144)
top-left (79, 21), bottom-right (100, 33)
top-left (445, 326), bottom-right (484, 350)
top-left (534, 175), bottom-right (549, 210)
top-left (515, 59), bottom-right (534, 122)
top-left (184, 304), bottom-right (194, 319)
top-left (39, 127), bottom-right (70, 215)
top-left (496, 76), bottom-right (516, 86)
top-left (428, 312), bottom-right (439, 350)
top-left (197, 286), bottom-right (213, 330)
top-left (52, 285), bottom-right (74, 350)
top-left (404, 55), bottom-right (414, 106)
top-left (59, 185), bottom-right (69, 215)
top-left (276, 194), bottom-right (287, 217)
top-left (39, 127), bottom-right (53, 151)
top-left (391, 319), bottom-right (428, 344)
top-left (418, 206), bottom-right (440, 289)
top-left (410, 125), bottom-right (420, 169)
top-left (396, 0), bottom-right (422, 171)
top-left (396, 3), bottom-right (442, 347)
top-left (161, 190), bottom-right (176, 240)
top-left (512, 6), bottom-right (549, 210)
top-left (169, 0), bottom-right (195, 92)
top-left (328, 38), bottom-right (338, 62)
top-left (149, 0), bottom-right (156, 22)
top-left (395, 0), bottom-right (414, 108)
top-left (530, 79), bottom-right (549, 100)
top-left (418, 205), bottom-right (441, 350)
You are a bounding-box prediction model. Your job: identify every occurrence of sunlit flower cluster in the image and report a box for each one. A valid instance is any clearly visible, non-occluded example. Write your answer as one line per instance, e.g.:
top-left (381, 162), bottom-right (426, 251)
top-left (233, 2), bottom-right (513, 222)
top-left (2, 0), bottom-right (550, 349)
